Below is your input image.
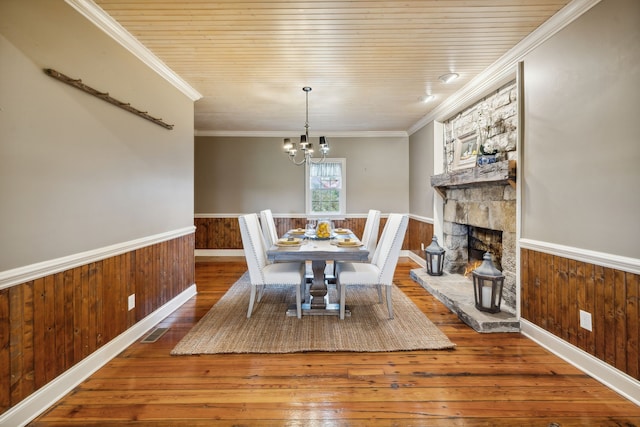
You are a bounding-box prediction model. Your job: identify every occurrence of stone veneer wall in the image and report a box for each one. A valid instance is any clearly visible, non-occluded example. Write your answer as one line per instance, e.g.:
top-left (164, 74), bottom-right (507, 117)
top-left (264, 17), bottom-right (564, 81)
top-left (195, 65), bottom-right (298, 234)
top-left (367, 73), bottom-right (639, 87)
top-left (443, 183), bottom-right (517, 313)
top-left (443, 80), bottom-right (518, 171)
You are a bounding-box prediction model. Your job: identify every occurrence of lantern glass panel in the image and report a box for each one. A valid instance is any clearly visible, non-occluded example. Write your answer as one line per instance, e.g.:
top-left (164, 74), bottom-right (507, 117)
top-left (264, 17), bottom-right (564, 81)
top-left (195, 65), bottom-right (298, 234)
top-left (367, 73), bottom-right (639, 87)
top-left (426, 252), bottom-right (444, 275)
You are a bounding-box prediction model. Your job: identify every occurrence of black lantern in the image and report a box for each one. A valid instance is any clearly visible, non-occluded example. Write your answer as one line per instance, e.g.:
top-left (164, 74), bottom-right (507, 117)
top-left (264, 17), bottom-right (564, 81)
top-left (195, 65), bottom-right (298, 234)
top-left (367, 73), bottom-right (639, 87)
top-left (472, 252), bottom-right (505, 313)
top-left (425, 236), bottom-right (445, 276)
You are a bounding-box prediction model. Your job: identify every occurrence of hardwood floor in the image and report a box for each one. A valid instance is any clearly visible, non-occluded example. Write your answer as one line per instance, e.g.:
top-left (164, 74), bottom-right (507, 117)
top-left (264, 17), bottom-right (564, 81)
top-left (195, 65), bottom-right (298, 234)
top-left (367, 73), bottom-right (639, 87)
top-left (31, 258), bottom-right (640, 426)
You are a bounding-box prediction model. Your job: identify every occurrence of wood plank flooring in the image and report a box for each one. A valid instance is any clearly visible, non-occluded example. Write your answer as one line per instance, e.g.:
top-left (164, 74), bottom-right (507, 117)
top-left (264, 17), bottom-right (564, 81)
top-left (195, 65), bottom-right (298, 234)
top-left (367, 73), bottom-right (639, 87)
top-left (31, 258), bottom-right (640, 426)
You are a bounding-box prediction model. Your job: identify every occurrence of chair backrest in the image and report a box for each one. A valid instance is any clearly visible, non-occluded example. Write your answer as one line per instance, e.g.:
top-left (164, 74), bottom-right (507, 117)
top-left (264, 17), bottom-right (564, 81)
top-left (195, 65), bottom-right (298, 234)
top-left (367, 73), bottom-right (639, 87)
top-left (360, 209), bottom-right (380, 261)
top-left (239, 213), bottom-right (268, 285)
top-left (371, 213), bottom-right (409, 285)
top-left (259, 209), bottom-right (279, 248)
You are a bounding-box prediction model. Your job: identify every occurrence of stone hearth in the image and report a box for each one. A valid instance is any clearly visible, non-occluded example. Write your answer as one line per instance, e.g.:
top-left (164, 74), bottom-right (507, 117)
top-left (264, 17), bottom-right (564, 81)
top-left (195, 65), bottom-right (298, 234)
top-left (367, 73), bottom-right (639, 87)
top-left (411, 268), bottom-right (519, 333)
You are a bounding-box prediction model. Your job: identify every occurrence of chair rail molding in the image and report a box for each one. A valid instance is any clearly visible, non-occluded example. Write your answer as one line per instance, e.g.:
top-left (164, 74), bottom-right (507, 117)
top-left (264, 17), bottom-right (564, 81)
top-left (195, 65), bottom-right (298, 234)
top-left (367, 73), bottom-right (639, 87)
top-left (195, 213), bottom-right (401, 219)
top-left (408, 214), bottom-right (434, 224)
top-left (0, 226), bottom-right (196, 290)
top-left (519, 238), bottom-right (640, 275)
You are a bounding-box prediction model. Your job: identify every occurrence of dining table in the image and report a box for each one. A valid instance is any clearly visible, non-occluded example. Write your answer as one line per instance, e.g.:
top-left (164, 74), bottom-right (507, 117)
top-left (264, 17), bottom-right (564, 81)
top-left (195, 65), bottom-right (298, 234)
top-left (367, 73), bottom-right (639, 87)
top-left (266, 228), bottom-right (369, 316)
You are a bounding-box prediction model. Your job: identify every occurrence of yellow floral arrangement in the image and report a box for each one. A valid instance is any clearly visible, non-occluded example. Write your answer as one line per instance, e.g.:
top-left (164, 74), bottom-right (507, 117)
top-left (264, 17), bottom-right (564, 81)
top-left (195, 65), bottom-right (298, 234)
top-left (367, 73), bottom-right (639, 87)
top-left (316, 221), bottom-right (331, 238)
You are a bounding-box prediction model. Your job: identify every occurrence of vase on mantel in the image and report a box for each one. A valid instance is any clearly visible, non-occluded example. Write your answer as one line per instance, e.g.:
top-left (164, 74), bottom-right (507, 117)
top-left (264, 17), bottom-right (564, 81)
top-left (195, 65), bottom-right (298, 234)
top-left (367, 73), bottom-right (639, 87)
top-left (477, 154), bottom-right (497, 166)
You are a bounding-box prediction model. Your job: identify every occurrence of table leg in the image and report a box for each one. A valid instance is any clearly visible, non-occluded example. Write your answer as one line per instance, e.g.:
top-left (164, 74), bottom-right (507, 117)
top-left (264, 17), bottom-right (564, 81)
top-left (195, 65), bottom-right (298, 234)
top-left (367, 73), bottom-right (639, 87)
top-left (287, 259), bottom-right (350, 316)
top-left (309, 260), bottom-right (328, 309)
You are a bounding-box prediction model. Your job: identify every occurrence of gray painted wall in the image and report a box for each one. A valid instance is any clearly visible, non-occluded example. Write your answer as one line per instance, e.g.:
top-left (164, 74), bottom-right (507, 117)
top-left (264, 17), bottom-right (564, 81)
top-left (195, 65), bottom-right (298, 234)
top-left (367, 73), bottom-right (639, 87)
top-left (521, 0), bottom-right (640, 259)
top-left (195, 136), bottom-right (409, 215)
top-left (0, 0), bottom-right (195, 271)
top-left (408, 121), bottom-right (435, 219)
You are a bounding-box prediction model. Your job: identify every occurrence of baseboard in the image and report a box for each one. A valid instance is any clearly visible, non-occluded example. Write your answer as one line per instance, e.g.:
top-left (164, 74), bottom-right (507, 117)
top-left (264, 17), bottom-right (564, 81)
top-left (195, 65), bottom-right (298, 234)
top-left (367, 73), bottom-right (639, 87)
top-left (195, 249), bottom-right (245, 257)
top-left (405, 250), bottom-right (426, 268)
top-left (520, 319), bottom-right (640, 407)
top-left (0, 283), bottom-right (198, 427)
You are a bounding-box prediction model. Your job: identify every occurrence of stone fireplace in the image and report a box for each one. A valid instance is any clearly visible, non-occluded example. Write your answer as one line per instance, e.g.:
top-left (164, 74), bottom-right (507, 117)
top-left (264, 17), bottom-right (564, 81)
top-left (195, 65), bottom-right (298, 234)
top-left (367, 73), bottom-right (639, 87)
top-left (410, 160), bottom-right (519, 333)
top-left (411, 81), bottom-right (520, 332)
top-left (434, 162), bottom-right (517, 313)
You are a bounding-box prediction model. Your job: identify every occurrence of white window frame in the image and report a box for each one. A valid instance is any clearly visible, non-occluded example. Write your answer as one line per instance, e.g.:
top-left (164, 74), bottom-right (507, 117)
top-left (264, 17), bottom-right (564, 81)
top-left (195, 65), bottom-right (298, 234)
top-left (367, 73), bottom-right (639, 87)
top-left (305, 158), bottom-right (346, 217)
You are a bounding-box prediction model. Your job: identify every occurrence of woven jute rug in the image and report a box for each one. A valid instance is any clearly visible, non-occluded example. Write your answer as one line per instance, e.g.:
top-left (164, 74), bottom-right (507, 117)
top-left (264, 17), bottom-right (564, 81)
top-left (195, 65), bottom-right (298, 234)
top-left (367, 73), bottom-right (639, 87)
top-left (171, 272), bottom-right (455, 354)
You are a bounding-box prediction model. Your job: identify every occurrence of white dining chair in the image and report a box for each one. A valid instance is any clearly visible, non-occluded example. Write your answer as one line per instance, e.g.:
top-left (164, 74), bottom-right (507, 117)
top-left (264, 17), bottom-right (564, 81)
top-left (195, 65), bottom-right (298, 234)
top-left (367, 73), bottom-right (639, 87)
top-left (325, 209), bottom-right (380, 283)
top-left (361, 209), bottom-right (381, 261)
top-left (335, 213), bottom-right (409, 320)
top-left (239, 213), bottom-right (305, 318)
top-left (259, 209), bottom-right (279, 248)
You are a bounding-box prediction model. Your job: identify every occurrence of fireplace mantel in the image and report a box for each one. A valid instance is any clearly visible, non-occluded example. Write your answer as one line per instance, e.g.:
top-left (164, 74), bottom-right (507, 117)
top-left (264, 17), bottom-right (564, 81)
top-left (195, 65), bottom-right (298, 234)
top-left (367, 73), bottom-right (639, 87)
top-left (431, 160), bottom-right (516, 197)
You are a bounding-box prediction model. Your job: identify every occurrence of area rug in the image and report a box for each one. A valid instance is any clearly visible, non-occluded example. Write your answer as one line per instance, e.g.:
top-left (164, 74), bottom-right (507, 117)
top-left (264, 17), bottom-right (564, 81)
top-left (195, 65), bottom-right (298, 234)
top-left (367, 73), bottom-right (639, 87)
top-left (171, 272), bottom-right (455, 354)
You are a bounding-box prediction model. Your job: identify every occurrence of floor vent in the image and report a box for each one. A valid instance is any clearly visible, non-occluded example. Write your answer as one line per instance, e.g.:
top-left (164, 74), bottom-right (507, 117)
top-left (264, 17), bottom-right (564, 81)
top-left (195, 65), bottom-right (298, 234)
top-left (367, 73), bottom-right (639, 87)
top-left (141, 327), bottom-right (169, 343)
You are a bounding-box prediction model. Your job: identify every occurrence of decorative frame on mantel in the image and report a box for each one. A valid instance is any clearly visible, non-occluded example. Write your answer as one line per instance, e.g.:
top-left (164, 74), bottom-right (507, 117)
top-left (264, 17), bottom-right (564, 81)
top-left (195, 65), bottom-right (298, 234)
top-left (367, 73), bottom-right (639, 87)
top-left (451, 131), bottom-right (479, 171)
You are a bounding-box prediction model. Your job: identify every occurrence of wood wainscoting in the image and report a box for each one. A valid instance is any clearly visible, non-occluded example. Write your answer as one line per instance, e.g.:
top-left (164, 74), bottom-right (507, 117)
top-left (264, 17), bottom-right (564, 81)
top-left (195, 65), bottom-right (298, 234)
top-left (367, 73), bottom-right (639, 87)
top-left (521, 248), bottom-right (639, 382)
top-left (194, 215), bottom-right (432, 259)
top-left (407, 217), bottom-right (433, 262)
top-left (0, 233), bottom-right (195, 416)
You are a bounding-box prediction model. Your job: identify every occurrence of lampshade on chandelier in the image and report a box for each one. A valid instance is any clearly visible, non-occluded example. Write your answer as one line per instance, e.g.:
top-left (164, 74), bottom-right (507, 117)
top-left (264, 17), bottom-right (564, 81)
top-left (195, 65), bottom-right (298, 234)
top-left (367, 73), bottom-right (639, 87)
top-left (283, 86), bottom-right (329, 165)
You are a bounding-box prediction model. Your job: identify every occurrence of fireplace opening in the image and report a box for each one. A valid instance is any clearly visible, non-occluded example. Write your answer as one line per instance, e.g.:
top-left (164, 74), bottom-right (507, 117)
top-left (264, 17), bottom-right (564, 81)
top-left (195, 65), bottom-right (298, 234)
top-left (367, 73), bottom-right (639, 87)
top-left (468, 226), bottom-right (502, 271)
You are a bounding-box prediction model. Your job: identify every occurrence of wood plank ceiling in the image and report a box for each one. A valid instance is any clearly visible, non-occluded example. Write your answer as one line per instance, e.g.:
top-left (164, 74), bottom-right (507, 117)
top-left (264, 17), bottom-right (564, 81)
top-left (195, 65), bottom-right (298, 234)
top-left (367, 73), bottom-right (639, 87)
top-left (93, 0), bottom-right (572, 134)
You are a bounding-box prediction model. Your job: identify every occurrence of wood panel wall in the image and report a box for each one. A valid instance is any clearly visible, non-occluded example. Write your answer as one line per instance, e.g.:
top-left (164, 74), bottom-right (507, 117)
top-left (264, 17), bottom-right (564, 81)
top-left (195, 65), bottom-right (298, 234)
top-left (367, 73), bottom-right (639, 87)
top-left (195, 216), bottom-right (432, 258)
top-left (407, 218), bottom-right (433, 262)
top-left (521, 248), bottom-right (639, 381)
top-left (0, 233), bottom-right (195, 415)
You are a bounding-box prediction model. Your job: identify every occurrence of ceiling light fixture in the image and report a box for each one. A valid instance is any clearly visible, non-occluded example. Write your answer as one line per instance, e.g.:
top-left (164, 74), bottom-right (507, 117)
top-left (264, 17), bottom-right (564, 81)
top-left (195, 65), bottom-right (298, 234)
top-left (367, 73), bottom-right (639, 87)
top-left (283, 86), bottom-right (329, 165)
top-left (420, 94), bottom-right (435, 103)
top-left (439, 72), bottom-right (459, 84)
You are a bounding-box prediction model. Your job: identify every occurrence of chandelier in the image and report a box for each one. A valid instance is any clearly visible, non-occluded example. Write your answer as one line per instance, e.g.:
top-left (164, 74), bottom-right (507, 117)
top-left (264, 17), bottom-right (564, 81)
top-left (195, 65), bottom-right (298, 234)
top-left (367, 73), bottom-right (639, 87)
top-left (283, 86), bottom-right (329, 165)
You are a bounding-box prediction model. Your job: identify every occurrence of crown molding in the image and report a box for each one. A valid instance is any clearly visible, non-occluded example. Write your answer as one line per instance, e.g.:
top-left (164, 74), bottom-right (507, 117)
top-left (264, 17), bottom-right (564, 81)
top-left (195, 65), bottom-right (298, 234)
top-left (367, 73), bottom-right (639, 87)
top-left (65, 0), bottom-right (600, 134)
top-left (408, 0), bottom-right (602, 135)
top-left (65, 0), bottom-right (202, 101)
top-left (194, 130), bottom-right (408, 138)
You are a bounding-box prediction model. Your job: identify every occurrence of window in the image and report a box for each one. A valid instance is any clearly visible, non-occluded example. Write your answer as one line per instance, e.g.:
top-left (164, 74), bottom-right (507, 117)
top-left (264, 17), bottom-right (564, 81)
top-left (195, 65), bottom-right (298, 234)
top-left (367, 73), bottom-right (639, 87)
top-left (305, 158), bottom-right (346, 216)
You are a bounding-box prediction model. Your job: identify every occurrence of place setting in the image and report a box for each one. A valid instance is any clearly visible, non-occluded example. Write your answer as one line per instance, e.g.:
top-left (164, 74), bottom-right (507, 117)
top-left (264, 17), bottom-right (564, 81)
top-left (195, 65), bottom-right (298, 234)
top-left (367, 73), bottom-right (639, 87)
top-left (332, 237), bottom-right (364, 248)
top-left (275, 237), bottom-right (303, 247)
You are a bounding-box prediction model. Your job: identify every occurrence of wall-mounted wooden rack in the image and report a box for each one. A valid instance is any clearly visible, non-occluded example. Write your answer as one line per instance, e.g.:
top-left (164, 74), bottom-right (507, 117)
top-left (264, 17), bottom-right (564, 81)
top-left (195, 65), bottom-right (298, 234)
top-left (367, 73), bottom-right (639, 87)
top-left (44, 68), bottom-right (173, 130)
